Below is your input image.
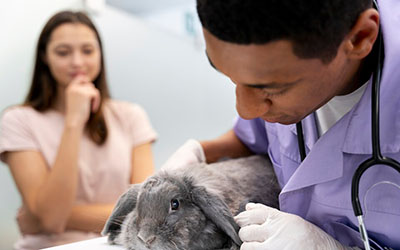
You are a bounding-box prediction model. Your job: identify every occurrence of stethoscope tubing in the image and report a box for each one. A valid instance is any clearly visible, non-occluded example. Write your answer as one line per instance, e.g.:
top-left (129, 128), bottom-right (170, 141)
top-left (350, 15), bottom-right (400, 249)
top-left (295, 2), bottom-right (400, 249)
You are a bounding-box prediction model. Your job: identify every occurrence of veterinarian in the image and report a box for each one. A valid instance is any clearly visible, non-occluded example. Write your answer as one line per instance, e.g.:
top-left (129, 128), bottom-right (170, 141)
top-left (163, 0), bottom-right (400, 249)
top-left (0, 11), bottom-right (157, 250)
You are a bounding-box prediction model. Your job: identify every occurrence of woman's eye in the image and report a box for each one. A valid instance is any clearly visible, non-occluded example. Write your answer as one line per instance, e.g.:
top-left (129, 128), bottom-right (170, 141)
top-left (170, 199), bottom-right (180, 210)
top-left (83, 49), bottom-right (93, 55)
top-left (55, 51), bottom-right (69, 56)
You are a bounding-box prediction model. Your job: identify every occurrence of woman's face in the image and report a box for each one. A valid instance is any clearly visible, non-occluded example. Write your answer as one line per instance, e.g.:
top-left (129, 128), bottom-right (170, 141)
top-left (45, 23), bottom-right (101, 87)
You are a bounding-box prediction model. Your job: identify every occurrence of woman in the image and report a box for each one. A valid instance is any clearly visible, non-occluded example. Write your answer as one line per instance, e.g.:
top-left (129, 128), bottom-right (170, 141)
top-left (0, 11), bottom-right (157, 249)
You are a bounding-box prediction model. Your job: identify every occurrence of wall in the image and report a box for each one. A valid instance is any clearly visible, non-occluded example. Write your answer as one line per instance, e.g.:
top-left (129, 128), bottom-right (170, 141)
top-left (0, 1), bottom-right (236, 248)
top-left (93, 5), bottom-right (236, 168)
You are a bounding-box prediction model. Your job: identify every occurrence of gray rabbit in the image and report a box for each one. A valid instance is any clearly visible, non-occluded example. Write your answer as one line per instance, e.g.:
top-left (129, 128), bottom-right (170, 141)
top-left (102, 155), bottom-right (281, 250)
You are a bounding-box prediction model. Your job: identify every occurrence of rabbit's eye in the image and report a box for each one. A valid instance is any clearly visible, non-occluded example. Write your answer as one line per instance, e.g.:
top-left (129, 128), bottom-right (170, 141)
top-left (170, 199), bottom-right (180, 210)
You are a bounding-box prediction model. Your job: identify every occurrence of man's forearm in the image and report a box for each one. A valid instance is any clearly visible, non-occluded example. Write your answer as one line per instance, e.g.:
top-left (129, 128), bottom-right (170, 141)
top-left (200, 129), bottom-right (253, 163)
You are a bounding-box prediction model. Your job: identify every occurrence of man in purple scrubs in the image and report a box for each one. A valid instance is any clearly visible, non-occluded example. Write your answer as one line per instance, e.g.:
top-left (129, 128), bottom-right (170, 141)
top-left (164, 0), bottom-right (400, 249)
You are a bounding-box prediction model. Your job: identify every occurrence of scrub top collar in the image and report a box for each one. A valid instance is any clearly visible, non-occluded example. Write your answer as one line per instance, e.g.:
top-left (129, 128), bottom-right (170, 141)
top-left (342, 13), bottom-right (400, 155)
top-left (283, 112), bottom-right (348, 193)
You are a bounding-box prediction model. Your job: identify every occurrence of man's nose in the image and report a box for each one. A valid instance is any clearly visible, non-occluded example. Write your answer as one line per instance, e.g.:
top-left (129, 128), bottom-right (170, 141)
top-left (235, 84), bottom-right (271, 120)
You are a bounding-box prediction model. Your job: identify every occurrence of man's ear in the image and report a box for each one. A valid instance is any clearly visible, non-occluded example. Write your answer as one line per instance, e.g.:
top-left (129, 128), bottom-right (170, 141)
top-left (342, 8), bottom-right (380, 60)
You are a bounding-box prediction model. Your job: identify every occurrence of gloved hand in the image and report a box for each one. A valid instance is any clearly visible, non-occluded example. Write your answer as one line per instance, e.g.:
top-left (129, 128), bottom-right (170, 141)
top-left (161, 139), bottom-right (206, 171)
top-left (234, 203), bottom-right (354, 250)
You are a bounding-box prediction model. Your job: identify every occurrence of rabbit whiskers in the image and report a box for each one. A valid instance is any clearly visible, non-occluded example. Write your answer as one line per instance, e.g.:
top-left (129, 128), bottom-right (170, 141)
top-left (169, 239), bottom-right (181, 250)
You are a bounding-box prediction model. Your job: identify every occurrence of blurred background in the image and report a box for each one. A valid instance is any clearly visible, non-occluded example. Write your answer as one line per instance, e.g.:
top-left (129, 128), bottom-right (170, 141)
top-left (0, 0), bottom-right (236, 248)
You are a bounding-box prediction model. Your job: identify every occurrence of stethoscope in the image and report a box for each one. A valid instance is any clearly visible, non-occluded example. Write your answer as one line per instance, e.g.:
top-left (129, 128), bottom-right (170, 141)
top-left (295, 1), bottom-right (400, 249)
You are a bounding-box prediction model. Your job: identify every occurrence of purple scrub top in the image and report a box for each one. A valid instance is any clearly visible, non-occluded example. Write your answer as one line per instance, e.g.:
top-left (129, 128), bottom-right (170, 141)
top-left (233, 0), bottom-right (400, 248)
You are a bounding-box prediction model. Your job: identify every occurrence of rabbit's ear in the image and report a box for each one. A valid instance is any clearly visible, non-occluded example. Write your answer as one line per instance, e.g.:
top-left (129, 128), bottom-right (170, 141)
top-left (101, 184), bottom-right (141, 241)
top-left (191, 186), bottom-right (242, 246)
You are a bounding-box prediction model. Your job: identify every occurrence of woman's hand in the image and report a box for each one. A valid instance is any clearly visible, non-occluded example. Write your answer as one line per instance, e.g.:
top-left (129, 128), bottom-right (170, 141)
top-left (16, 205), bottom-right (42, 235)
top-left (65, 75), bottom-right (101, 129)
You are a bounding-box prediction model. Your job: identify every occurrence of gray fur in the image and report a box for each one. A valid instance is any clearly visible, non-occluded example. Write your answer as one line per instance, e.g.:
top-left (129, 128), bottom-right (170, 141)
top-left (102, 155), bottom-right (281, 250)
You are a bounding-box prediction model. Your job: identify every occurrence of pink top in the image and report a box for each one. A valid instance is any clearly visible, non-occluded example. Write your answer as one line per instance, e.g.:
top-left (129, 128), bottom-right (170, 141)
top-left (0, 100), bottom-right (157, 250)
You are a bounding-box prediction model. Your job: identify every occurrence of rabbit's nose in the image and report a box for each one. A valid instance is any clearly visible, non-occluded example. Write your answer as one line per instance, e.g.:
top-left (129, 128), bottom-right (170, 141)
top-left (137, 231), bottom-right (156, 246)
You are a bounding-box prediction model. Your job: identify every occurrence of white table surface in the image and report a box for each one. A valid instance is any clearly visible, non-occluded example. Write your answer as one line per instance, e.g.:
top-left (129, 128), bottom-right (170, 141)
top-left (41, 237), bottom-right (125, 250)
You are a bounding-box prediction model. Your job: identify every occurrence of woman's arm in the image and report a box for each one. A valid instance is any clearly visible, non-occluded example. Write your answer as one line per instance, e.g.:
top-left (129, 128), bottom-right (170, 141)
top-left (17, 202), bottom-right (117, 234)
top-left (54, 142), bottom-right (155, 233)
top-left (6, 125), bottom-right (83, 233)
top-left (54, 142), bottom-right (156, 233)
top-left (130, 142), bottom-right (155, 184)
top-left (41, 142), bottom-right (155, 233)
top-left (60, 143), bottom-right (155, 232)
top-left (65, 204), bottom-right (115, 233)
top-left (6, 77), bottom-right (101, 234)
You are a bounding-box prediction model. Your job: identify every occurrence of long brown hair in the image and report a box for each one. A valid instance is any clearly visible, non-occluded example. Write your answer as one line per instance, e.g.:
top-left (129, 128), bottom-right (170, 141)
top-left (24, 10), bottom-right (110, 145)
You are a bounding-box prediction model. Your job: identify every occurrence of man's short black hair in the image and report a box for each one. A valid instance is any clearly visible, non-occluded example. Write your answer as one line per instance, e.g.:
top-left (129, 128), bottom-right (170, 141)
top-left (197, 0), bottom-right (372, 63)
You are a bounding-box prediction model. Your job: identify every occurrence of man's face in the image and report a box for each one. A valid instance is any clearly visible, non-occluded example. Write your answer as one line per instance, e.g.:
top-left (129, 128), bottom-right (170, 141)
top-left (204, 29), bottom-right (357, 125)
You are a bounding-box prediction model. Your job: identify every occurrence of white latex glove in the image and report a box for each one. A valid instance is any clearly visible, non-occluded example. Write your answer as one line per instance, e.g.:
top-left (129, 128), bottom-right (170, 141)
top-left (234, 203), bottom-right (354, 250)
top-left (161, 139), bottom-right (206, 171)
